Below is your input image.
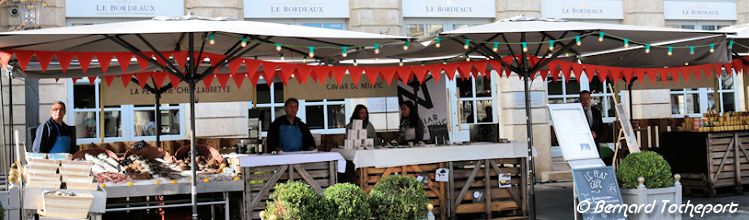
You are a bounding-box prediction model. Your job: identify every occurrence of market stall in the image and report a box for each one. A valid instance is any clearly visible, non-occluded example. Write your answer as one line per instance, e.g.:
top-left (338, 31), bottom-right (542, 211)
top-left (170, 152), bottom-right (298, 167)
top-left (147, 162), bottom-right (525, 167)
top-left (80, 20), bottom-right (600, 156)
top-left (239, 152), bottom-right (345, 219)
top-left (333, 142), bottom-right (530, 219)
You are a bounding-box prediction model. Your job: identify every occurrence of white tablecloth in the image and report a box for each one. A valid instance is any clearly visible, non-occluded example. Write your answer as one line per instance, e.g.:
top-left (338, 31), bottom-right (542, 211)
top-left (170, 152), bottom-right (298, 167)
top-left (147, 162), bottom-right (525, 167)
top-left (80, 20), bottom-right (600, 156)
top-left (331, 142), bottom-right (534, 168)
top-left (238, 152), bottom-right (346, 173)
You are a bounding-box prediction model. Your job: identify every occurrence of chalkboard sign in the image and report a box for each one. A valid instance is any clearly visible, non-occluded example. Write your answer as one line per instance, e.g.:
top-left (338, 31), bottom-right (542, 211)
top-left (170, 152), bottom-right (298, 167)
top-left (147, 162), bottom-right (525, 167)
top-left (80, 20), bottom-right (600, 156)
top-left (572, 166), bottom-right (626, 220)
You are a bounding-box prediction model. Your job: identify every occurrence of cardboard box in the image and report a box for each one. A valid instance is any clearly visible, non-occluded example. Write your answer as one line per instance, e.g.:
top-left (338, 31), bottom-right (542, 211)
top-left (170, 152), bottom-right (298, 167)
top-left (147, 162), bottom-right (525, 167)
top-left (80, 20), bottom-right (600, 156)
top-left (347, 130), bottom-right (359, 140)
top-left (344, 140), bottom-right (354, 150)
top-left (364, 138), bottom-right (374, 148)
top-left (351, 119), bottom-right (363, 130)
top-left (358, 130), bottom-right (368, 140)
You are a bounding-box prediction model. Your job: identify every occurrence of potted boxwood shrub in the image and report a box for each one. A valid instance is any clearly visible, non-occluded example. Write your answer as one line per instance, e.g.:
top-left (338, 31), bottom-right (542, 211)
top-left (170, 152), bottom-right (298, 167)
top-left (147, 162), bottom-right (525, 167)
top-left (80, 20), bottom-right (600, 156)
top-left (369, 175), bottom-right (429, 220)
top-left (262, 181), bottom-right (332, 220)
top-left (323, 183), bottom-right (372, 220)
top-left (617, 151), bottom-right (682, 220)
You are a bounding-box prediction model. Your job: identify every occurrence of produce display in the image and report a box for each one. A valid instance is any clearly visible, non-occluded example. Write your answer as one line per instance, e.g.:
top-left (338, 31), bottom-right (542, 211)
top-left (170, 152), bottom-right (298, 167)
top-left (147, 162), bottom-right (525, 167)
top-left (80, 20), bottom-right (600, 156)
top-left (679, 111), bottom-right (749, 132)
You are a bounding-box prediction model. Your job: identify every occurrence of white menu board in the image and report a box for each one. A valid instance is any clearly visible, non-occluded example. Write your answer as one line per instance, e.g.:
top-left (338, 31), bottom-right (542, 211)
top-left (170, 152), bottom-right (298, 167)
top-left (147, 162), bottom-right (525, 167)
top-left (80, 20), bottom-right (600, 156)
top-left (548, 103), bottom-right (600, 161)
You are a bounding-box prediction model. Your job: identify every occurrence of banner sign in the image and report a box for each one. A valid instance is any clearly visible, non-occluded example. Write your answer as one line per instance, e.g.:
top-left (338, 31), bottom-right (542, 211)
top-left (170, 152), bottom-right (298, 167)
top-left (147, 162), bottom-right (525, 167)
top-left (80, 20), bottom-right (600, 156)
top-left (65, 0), bottom-right (185, 18)
top-left (244, 0), bottom-right (349, 18)
top-left (102, 77), bottom-right (255, 105)
top-left (397, 76), bottom-right (449, 141)
top-left (664, 1), bottom-right (737, 20)
top-left (286, 77), bottom-right (398, 100)
top-left (572, 166), bottom-right (626, 220)
top-left (402, 0), bottom-right (495, 18)
top-left (541, 0), bottom-right (624, 20)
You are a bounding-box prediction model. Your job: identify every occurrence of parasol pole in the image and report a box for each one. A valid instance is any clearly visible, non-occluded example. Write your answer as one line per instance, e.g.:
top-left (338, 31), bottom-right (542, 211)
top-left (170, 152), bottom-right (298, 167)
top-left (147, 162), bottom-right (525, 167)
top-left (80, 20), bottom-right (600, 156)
top-left (519, 32), bottom-right (537, 220)
top-left (187, 32), bottom-right (199, 220)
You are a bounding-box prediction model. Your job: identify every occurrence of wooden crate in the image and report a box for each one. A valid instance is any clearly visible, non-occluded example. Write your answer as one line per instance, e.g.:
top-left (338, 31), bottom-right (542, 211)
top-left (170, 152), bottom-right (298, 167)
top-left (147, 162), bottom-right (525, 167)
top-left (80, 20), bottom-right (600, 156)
top-left (449, 158), bottom-right (526, 219)
top-left (357, 163), bottom-right (447, 220)
top-left (242, 161), bottom-right (338, 219)
top-left (658, 131), bottom-right (749, 196)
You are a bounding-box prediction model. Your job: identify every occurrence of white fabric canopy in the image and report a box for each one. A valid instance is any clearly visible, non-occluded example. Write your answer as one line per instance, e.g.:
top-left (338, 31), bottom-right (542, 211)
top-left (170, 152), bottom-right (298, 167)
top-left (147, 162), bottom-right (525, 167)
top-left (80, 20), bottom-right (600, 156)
top-left (723, 23), bottom-right (749, 54)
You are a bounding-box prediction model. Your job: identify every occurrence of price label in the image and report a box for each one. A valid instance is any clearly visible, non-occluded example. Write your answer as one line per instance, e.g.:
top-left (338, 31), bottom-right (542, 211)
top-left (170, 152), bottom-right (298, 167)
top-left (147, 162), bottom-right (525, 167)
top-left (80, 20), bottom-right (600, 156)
top-left (435, 168), bottom-right (449, 182)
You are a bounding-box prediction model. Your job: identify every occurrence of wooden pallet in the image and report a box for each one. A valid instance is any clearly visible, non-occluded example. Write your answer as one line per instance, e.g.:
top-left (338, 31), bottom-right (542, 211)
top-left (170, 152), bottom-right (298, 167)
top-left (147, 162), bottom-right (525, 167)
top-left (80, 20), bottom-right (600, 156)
top-left (357, 163), bottom-right (447, 219)
top-left (242, 161), bottom-right (337, 219)
top-left (449, 158), bottom-right (527, 219)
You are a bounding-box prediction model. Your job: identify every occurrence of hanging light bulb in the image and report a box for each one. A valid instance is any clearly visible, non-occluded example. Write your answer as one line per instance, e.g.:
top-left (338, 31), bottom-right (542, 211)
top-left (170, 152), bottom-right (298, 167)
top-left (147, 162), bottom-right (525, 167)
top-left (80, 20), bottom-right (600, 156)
top-left (374, 43), bottom-right (380, 54)
top-left (399, 58), bottom-right (404, 66)
top-left (341, 46), bottom-right (348, 58)
top-left (521, 42), bottom-right (528, 52)
top-left (465, 54), bottom-right (470, 62)
top-left (303, 56), bottom-right (308, 63)
top-left (709, 44), bottom-right (715, 53)
top-left (308, 46), bottom-right (315, 58)
top-left (623, 38), bottom-right (629, 48)
top-left (685, 62), bottom-right (689, 66)
top-left (280, 53), bottom-right (285, 61)
top-left (208, 33), bottom-right (216, 45)
top-left (240, 36), bottom-right (249, 47)
top-left (353, 59), bottom-right (358, 66)
top-left (728, 40), bottom-right (735, 49)
top-left (548, 40), bottom-right (555, 51)
top-left (275, 43), bottom-right (282, 52)
top-left (689, 46), bottom-right (695, 55)
top-left (645, 44), bottom-right (651, 54)
top-left (577, 58), bottom-right (582, 64)
top-left (442, 59), bottom-right (447, 65)
top-left (435, 37), bottom-right (441, 48)
top-left (598, 32), bottom-right (605, 42)
top-left (464, 39), bottom-right (471, 50)
top-left (575, 36), bottom-right (582, 46)
top-left (403, 40), bottom-right (410, 50)
top-left (492, 42), bottom-right (500, 52)
top-left (667, 46), bottom-right (673, 56)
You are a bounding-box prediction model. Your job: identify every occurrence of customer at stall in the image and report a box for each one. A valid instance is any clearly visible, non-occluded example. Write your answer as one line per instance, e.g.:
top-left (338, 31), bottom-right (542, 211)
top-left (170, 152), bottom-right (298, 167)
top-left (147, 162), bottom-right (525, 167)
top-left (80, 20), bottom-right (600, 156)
top-left (32, 101), bottom-right (78, 153)
top-left (267, 98), bottom-right (315, 152)
top-left (399, 100), bottom-right (425, 143)
top-left (345, 104), bottom-right (376, 138)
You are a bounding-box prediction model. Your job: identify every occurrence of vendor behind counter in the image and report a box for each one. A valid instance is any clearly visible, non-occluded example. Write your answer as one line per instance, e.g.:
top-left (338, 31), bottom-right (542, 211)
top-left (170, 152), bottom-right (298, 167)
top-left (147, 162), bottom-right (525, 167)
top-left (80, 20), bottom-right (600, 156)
top-left (32, 101), bottom-right (78, 153)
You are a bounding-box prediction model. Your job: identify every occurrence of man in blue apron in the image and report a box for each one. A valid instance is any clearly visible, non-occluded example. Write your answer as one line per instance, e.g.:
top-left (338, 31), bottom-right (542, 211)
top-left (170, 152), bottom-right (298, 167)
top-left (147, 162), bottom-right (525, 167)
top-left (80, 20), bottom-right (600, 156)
top-left (32, 101), bottom-right (78, 153)
top-left (267, 98), bottom-right (315, 152)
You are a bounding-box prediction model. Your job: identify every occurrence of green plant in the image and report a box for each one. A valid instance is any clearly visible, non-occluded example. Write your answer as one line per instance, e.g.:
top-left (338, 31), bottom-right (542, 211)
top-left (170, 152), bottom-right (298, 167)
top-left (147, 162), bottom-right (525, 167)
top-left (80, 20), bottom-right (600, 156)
top-left (263, 181), bottom-right (332, 220)
top-left (370, 175), bottom-right (428, 220)
top-left (617, 151), bottom-right (674, 189)
top-left (323, 183), bottom-right (371, 220)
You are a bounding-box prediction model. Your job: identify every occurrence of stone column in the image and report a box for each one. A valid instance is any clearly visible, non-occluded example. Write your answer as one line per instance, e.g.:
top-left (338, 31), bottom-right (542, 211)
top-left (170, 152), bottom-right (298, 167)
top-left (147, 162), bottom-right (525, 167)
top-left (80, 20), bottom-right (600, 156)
top-left (495, 0), bottom-right (541, 20)
top-left (349, 0), bottom-right (401, 35)
top-left (738, 0), bottom-right (749, 25)
top-left (186, 0), bottom-right (243, 18)
top-left (623, 0), bottom-right (665, 26)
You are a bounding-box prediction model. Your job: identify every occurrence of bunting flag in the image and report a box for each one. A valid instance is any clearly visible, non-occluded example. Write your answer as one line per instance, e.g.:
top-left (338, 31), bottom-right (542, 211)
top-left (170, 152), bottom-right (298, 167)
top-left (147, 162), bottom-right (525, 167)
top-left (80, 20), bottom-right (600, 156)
top-left (114, 52), bottom-right (133, 74)
top-left (443, 63), bottom-right (458, 80)
top-left (71, 52), bottom-right (94, 74)
top-left (539, 69), bottom-right (550, 80)
top-left (97, 52), bottom-right (114, 74)
top-left (558, 62), bottom-right (572, 82)
top-left (202, 74), bottom-right (215, 88)
top-left (622, 68), bottom-right (634, 84)
top-left (363, 67), bottom-right (380, 86)
top-left (33, 51), bottom-right (54, 72)
top-left (232, 72), bottom-right (246, 89)
top-left (207, 53), bottom-right (226, 73)
top-left (571, 63), bottom-right (584, 81)
top-left (411, 66), bottom-right (428, 84)
top-left (657, 68), bottom-right (669, 85)
top-left (313, 66), bottom-right (331, 85)
top-left (669, 68), bottom-right (680, 83)
top-left (711, 64), bottom-right (723, 77)
top-left (332, 66), bottom-right (348, 85)
top-left (396, 66), bottom-right (412, 83)
top-left (585, 65), bottom-right (597, 82)
top-left (168, 73), bottom-right (182, 89)
top-left (172, 51), bottom-right (188, 71)
top-left (379, 67), bottom-right (397, 85)
top-left (426, 64), bottom-right (443, 83)
top-left (152, 72), bottom-right (168, 88)
top-left (457, 62), bottom-right (473, 79)
top-left (646, 68), bottom-right (657, 85)
top-left (154, 51), bottom-right (172, 67)
top-left (348, 66), bottom-right (364, 85)
top-left (13, 51), bottom-right (33, 71)
top-left (610, 67), bottom-right (622, 85)
top-left (135, 52), bottom-right (152, 71)
top-left (634, 68), bottom-right (646, 85)
top-left (135, 72), bottom-right (151, 88)
top-left (245, 59), bottom-right (262, 81)
top-left (227, 59), bottom-right (243, 75)
top-left (547, 61), bottom-right (559, 82)
top-left (87, 76), bottom-right (97, 85)
top-left (248, 69), bottom-right (261, 87)
top-left (279, 63), bottom-right (296, 85)
top-left (56, 52), bottom-right (75, 73)
top-left (295, 64), bottom-right (313, 84)
top-left (474, 60), bottom-right (490, 78)
top-left (103, 75), bottom-right (116, 87)
top-left (261, 62), bottom-right (278, 82)
top-left (120, 73), bottom-right (134, 87)
top-left (216, 74), bottom-right (231, 89)
top-left (488, 60), bottom-right (503, 79)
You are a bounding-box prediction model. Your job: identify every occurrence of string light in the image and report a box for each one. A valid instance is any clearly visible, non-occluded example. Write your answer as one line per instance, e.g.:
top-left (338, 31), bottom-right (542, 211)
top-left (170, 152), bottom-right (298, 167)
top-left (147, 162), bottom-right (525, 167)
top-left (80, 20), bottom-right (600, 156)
top-left (435, 37), bottom-right (441, 48)
top-left (240, 36), bottom-right (248, 47)
top-left (689, 46), bottom-right (695, 55)
top-left (465, 55), bottom-right (470, 62)
top-left (353, 59), bottom-right (358, 66)
top-left (464, 39), bottom-right (471, 50)
top-left (308, 46), bottom-right (315, 58)
top-left (303, 56), bottom-right (307, 63)
top-left (728, 40), bottom-right (735, 49)
top-left (548, 40), bottom-right (555, 51)
top-left (645, 44), bottom-right (651, 54)
top-left (399, 58), bottom-right (404, 66)
top-left (598, 32), bottom-right (605, 42)
top-left (403, 40), bottom-right (410, 50)
top-left (623, 38), bottom-right (629, 48)
top-left (280, 53), bottom-right (285, 61)
top-left (521, 42), bottom-right (528, 52)
top-left (208, 33), bottom-right (216, 45)
top-left (575, 36), bottom-right (582, 46)
top-left (492, 42), bottom-right (500, 52)
top-left (341, 46), bottom-right (348, 58)
top-left (374, 43), bottom-right (380, 54)
top-left (442, 60), bottom-right (447, 65)
top-left (275, 43), bottom-right (282, 52)
top-left (667, 46), bottom-right (673, 56)
top-left (709, 44), bottom-right (715, 53)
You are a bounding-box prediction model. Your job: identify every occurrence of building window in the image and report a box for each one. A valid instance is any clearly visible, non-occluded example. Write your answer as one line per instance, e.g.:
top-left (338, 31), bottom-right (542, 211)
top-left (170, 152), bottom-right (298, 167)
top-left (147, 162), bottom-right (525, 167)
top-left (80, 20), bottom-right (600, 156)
top-left (670, 70), bottom-right (738, 117)
top-left (68, 80), bottom-right (185, 144)
top-left (249, 82), bottom-right (346, 135)
top-left (403, 19), bottom-right (491, 39)
top-left (546, 74), bottom-right (616, 122)
top-left (457, 77), bottom-right (495, 124)
top-left (249, 83), bottom-right (285, 132)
